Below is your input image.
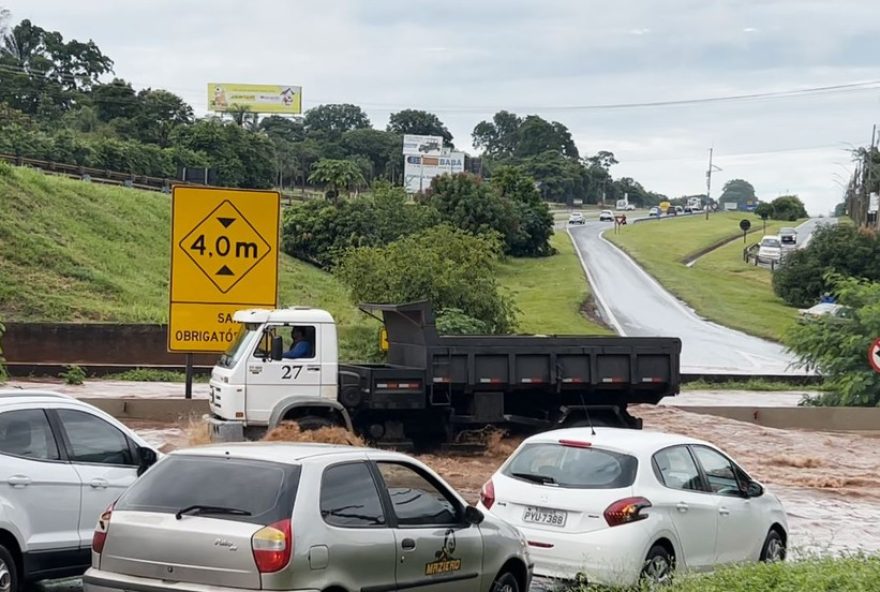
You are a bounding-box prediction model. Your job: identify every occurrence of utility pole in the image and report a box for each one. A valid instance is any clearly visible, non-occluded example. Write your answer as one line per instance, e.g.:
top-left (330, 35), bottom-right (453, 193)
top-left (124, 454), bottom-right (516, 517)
top-left (705, 148), bottom-right (722, 220)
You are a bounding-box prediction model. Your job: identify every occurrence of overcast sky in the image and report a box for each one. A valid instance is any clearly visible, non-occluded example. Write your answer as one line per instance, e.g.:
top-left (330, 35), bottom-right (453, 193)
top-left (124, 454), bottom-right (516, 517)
top-left (6, 0), bottom-right (880, 214)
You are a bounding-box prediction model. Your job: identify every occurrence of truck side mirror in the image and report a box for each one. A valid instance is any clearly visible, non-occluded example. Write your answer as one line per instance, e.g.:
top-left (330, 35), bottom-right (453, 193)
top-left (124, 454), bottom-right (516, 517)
top-left (271, 336), bottom-right (284, 361)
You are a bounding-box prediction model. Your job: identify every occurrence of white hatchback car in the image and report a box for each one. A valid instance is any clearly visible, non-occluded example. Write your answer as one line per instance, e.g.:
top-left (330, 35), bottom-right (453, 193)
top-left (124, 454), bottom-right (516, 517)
top-left (478, 428), bottom-right (787, 588)
top-left (598, 210), bottom-right (615, 222)
top-left (0, 390), bottom-right (158, 592)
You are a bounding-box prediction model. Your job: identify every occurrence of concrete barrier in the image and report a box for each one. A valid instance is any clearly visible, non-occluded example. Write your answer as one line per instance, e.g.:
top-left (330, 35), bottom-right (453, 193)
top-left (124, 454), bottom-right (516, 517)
top-left (677, 405), bottom-right (880, 431)
top-left (82, 398), bottom-right (209, 422)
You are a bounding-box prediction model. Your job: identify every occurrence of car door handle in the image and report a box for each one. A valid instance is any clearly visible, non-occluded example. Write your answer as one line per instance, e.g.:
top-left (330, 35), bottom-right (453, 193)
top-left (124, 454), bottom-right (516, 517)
top-left (8, 475), bottom-right (31, 488)
top-left (719, 507), bottom-right (730, 516)
top-left (90, 478), bottom-right (109, 489)
top-left (675, 502), bottom-right (688, 513)
top-left (401, 538), bottom-right (416, 551)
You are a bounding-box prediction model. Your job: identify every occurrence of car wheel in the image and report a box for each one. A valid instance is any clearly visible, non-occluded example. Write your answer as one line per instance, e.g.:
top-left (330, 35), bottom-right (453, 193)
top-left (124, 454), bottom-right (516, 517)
top-left (760, 529), bottom-right (786, 562)
top-left (0, 544), bottom-right (19, 592)
top-left (490, 571), bottom-right (520, 592)
top-left (641, 544), bottom-right (674, 586)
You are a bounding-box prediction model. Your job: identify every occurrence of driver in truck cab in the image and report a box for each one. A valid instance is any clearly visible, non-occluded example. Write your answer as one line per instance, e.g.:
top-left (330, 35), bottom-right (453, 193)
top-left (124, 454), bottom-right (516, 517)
top-left (283, 327), bottom-right (311, 359)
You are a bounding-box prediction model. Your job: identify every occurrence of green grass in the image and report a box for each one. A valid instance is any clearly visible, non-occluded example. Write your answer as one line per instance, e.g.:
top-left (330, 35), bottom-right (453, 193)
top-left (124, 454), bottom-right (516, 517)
top-left (0, 166), bottom-right (360, 326)
top-left (682, 378), bottom-right (826, 391)
top-left (497, 232), bottom-right (612, 335)
top-left (569, 556), bottom-right (880, 591)
top-left (606, 213), bottom-right (803, 340)
top-left (101, 368), bottom-right (210, 383)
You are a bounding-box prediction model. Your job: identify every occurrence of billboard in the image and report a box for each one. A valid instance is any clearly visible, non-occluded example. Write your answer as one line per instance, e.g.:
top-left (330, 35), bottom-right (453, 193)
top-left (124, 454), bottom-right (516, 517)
top-left (404, 152), bottom-right (465, 193)
top-left (403, 134), bottom-right (444, 155)
top-left (207, 83), bottom-right (302, 114)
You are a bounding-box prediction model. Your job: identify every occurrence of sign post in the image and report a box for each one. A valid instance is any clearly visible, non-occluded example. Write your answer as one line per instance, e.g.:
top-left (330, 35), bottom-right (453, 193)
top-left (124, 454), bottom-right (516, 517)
top-left (869, 338), bottom-right (880, 374)
top-left (169, 186), bottom-right (280, 397)
top-left (739, 219), bottom-right (751, 243)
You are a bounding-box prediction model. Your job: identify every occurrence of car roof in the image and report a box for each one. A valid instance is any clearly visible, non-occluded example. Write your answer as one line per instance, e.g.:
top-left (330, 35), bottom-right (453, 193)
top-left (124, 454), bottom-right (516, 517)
top-left (0, 388), bottom-right (76, 405)
top-left (780, 227), bottom-right (797, 232)
top-left (761, 235), bottom-right (781, 241)
top-left (521, 427), bottom-right (709, 455)
top-left (170, 441), bottom-right (406, 465)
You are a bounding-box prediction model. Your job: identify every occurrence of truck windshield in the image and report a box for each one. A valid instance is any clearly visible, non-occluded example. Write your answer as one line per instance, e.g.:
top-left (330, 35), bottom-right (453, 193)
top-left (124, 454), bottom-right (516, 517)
top-left (218, 325), bottom-right (257, 369)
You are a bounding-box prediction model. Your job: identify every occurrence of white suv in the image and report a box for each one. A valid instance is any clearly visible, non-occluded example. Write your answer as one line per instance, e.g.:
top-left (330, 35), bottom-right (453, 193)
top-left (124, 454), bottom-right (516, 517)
top-left (0, 390), bottom-right (158, 592)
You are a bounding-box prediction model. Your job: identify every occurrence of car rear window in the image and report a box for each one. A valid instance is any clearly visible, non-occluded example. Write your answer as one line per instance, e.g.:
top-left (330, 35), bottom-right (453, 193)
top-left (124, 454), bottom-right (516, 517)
top-left (502, 443), bottom-right (637, 489)
top-left (115, 455), bottom-right (301, 525)
top-left (761, 238), bottom-right (780, 248)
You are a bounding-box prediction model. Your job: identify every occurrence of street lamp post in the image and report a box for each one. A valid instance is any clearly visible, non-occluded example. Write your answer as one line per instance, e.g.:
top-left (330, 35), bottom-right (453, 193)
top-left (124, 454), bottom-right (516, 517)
top-left (705, 148), bottom-right (722, 220)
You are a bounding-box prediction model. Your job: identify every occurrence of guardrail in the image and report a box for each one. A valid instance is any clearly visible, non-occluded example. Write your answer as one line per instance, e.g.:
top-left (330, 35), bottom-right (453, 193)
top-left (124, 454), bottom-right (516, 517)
top-left (743, 243), bottom-right (783, 271)
top-left (0, 153), bottom-right (189, 192)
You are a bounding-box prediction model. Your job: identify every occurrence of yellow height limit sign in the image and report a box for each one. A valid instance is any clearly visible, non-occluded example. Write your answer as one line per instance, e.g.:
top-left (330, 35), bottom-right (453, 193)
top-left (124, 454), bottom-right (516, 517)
top-left (168, 186), bottom-right (280, 353)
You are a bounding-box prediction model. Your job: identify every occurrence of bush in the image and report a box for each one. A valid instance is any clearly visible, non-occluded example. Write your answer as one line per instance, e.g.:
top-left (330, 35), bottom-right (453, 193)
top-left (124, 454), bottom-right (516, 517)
top-left (336, 225), bottom-right (517, 334)
top-left (435, 308), bottom-right (490, 335)
top-left (784, 277), bottom-right (880, 406)
top-left (490, 166), bottom-right (555, 257)
top-left (769, 194), bottom-right (808, 221)
top-left (60, 364), bottom-right (87, 385)
top-left (773, 225), bottom-right (880, 307)
top-left (281, 184), bottom-right (439, 268)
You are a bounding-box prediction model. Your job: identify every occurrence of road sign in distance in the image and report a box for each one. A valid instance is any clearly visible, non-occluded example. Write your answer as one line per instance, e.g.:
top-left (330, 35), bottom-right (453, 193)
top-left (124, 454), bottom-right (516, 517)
top-left (739, 219), bottom-right (751, 232)
top-left (869, 337), bottom-right (880, 374)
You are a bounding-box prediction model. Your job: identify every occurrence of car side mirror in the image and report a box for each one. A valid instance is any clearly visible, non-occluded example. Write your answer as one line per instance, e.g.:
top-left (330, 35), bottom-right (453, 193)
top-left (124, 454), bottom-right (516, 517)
top-left (463, 505), bottom-right (484, 525)
top-left (270, 336), bottom-right (284, 361)
top-left (137, 446), bottom-right (157, 476)
top-left (746, 481), bottom-right (764, 498)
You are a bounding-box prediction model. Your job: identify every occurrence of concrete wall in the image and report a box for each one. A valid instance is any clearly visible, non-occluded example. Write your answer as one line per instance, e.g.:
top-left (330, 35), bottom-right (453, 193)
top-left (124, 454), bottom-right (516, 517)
top-left (82, 398), bottom-right (209, 423)
top-left (678, 405), bottom-right (880, 431)
top-left (2, 323), bottom-right (218, 368)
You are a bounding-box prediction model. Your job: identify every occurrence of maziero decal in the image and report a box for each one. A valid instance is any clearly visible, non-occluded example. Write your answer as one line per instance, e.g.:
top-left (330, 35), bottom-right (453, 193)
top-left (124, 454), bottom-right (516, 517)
top-left (425, 529), bottom-right (462, 576)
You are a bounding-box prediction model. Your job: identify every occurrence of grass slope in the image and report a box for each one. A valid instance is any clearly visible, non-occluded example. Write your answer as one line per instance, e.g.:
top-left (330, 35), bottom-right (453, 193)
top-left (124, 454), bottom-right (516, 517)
top-left (0, 166), bottom-right (358, 325)
top-left (606, 213), bottom-right (801, 340)
top-left (497, 232), bottom-right (612, 335)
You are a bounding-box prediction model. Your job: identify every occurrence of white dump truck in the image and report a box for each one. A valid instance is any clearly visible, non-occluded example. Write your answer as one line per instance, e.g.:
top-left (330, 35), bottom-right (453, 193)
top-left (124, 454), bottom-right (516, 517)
top-left (206, 302), bottom-right (681, 447)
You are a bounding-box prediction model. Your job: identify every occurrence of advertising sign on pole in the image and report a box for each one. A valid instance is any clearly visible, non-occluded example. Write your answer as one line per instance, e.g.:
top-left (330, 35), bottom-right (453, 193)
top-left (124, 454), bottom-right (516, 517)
top-left (207, 83), bottom-right (302, 114)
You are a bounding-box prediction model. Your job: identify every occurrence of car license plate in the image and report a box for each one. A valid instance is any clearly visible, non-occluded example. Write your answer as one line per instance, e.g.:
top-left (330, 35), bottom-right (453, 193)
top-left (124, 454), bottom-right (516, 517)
top-left (522, 506), bottom-right (567, 527)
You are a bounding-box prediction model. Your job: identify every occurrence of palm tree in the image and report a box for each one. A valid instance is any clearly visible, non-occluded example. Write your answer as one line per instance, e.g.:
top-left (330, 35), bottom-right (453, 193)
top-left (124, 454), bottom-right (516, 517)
top-left (308, 159), bottom-right (366, 202)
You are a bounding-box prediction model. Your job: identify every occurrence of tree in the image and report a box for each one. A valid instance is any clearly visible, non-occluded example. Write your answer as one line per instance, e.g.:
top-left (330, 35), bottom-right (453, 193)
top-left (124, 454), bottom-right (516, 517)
top-left (834, 202), bottom-right (847, 217)
top-left (490, 166), bottom-right (554, 256)
top-left (769, 195), bottom-right (807, 221)
top-left (518, 151), bottom-right (589, 205)
top-left (785, 277), bottom-right (880, 406)
top-left (427, 173), bottom-right (516, 248)
top-left (337, 225), bottom-right (517, 334)
top-left (718, 179), bottom-right (757, 209)
top-left (304, 103), bottom-right (371, 140)
top-left (472, 110), bottom-right (522, 157)
top-left (90, 78), bottom-right (138, 121)
top-left (309, 159), bottom-right (367, 200)
top-left (754, 202), bottom-right (773, 220)
top-left (340, 128), bottom-right (401, 183)
top-left (772, 224), bottom-right (880, 307)
top-left (0, 18), bottom-right (113, 116)
top-left (584, 151), bottom-right (618, 171)
top-left (134, 88), bottom-right (193, 147)
top-left (259, 115), bottom-right (305, 144)
top-left (387, 109), bottom-right (453, 147)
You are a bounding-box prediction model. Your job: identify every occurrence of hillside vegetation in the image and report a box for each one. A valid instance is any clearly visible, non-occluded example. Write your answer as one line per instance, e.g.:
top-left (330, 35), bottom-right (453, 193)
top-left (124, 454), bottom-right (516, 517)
top-left (606, 212), bottom-right (803, 340)
top-left (0, 165), bottom-right (357, 325)
top-left (0, 165), bottom-right (606, 339)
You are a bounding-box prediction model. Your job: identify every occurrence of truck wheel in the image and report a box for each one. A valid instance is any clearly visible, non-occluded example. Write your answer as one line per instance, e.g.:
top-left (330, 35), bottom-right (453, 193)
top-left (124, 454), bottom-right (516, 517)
top-left (293, 415), bottom-right (333, 431)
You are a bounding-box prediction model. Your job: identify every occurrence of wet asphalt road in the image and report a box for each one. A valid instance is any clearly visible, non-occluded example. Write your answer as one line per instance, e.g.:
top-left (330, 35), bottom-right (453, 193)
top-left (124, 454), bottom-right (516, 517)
top-left (568, 217), bottom-right (833, 375)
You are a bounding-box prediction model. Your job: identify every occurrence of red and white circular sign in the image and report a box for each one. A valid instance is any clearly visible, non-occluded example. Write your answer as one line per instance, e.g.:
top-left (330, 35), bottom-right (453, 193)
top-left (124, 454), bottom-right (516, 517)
top-left (869, 338), bottom-right (880, 374)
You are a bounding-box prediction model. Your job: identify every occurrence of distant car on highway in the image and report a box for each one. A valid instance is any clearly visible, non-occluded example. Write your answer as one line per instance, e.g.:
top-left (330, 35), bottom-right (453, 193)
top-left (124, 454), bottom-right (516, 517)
top-left (625, 204), bottom-right (636, 211)
top-left (798, 302), bottom-right (849, 320)
top-left (0, 390), bottom-right (158, 592)
top-left (779, 227), bottom-right (798, 246)
top-left (479, 428), bottom-right (787, 588)
top-left (568, 212), bottom-right (585, 225)
top-left (757, 236), bottom-right (783, 262)
top-left (673, 206), bottom-right (684, 215)
top-left (648, 206), bottom-right (661, 217)
top-left (85, 443), bottom-right (531, 592)
top-left (598, 209), bottom-right (614, 222)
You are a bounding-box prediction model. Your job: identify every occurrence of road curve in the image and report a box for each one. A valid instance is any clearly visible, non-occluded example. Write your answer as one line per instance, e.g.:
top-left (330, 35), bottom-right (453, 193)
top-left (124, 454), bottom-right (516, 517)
top-left (568, 218), bottom-right (829, 375)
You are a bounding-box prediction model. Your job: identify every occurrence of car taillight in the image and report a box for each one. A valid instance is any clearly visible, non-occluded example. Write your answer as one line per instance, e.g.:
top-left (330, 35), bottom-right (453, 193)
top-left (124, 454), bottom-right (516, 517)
top-left (480, 480), bottom-right (496, 510)
top-left (604, 497), bottom-right (652, 527)
top-left (92, 503), bottom-right (115, 554)
top-left (252, 519), bottom-right (292, 573)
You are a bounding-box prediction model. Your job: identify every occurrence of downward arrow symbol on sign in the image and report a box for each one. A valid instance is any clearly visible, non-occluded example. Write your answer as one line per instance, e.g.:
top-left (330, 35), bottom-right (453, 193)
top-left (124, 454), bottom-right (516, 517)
top-left (217, 217), bottom-right (236, 228)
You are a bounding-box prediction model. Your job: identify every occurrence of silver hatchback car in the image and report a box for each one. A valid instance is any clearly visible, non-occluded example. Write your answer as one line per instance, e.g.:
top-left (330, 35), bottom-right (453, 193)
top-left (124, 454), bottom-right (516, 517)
top-left (83, 443), bottom-right (531, 592)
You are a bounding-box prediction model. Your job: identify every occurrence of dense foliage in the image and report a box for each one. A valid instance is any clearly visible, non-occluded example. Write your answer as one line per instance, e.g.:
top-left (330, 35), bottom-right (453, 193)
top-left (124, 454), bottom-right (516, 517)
top-left (773, 225), bottom-right (880, 307)
top-left (785, 277), bottom-right (880, 406)
top-left (336, 226), bottom-right (517, 334)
